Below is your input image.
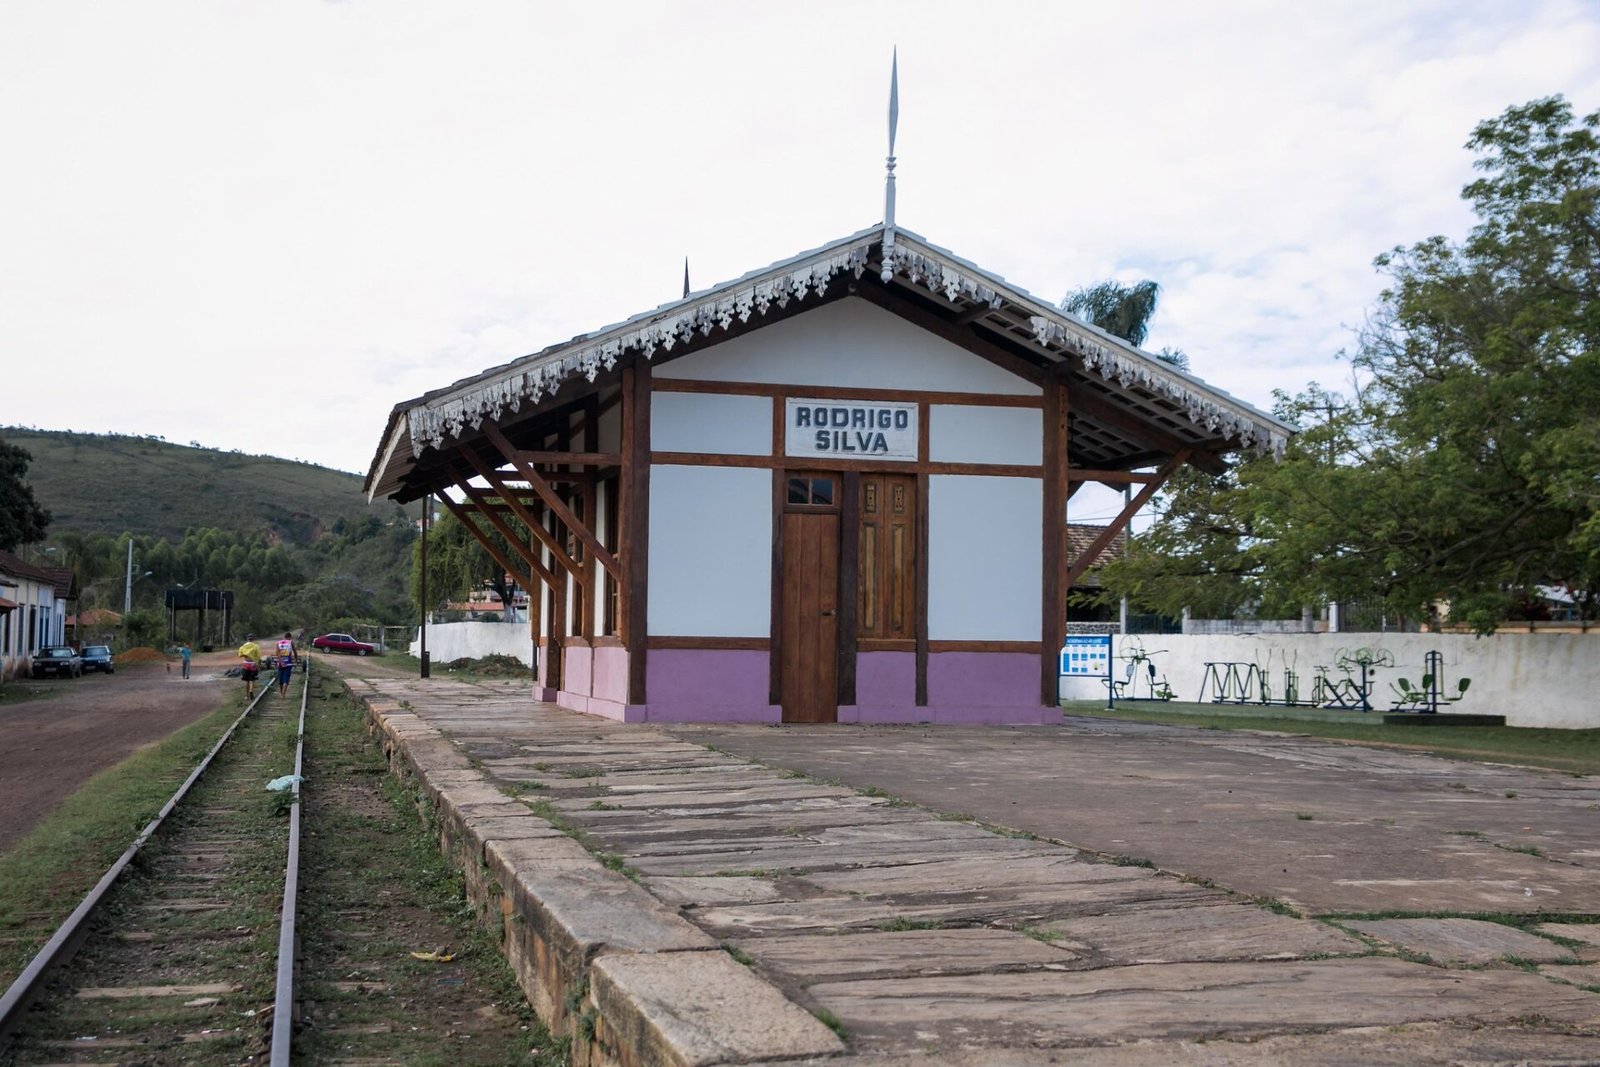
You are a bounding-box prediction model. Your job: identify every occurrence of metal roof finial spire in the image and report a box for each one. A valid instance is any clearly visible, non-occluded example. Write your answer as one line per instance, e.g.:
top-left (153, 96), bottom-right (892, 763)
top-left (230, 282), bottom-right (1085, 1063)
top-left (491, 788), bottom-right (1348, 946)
top-left (682, 257), bottom-right (691, 299)
top-left (880, 47), bottom-right (898, 283)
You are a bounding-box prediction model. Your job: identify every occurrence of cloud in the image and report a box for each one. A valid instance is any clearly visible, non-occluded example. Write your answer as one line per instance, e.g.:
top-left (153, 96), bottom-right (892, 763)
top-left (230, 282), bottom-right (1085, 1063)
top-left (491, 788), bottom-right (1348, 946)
top-left (1, 0), bottom-right (1597, 476)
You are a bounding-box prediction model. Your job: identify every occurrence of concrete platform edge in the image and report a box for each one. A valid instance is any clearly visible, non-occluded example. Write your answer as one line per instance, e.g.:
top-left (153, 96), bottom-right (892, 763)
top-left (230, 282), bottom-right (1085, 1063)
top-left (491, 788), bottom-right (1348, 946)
top-left (355, 687), bottom-right (846, 1067)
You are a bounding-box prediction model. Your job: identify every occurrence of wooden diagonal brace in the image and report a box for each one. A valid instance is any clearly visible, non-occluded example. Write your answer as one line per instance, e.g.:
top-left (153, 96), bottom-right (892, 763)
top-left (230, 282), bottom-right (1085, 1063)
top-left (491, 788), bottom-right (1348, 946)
top-left (1066, 451), bottom-right (1189, 587)
top-left (436, 492), bottom-right (555, 596)
top-left (457, 448), bottom-right (583, 579)
top-left (481, 422), bottom-right (623, 583)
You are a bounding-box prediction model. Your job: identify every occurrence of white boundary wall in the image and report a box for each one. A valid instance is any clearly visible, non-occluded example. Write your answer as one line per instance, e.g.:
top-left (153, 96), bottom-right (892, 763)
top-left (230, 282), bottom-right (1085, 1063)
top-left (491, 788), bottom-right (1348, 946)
top-left (412, 622), bottom-right (534, 667)
top-left (1060, 632), bottom-right (1600, 729)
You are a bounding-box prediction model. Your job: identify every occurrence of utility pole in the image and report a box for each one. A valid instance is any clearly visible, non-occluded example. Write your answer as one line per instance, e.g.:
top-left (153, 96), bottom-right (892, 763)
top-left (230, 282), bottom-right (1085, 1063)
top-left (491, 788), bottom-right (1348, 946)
top-left (123, 541), bottom-right (133, 615)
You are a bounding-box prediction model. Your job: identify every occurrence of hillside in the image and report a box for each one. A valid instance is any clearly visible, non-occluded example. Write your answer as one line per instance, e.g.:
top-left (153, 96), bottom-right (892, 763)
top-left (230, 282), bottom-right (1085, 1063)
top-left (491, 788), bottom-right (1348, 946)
top-left (4, 428), bottom-right (383, 543)
top-left (4, 427), bottom-right (419, 636)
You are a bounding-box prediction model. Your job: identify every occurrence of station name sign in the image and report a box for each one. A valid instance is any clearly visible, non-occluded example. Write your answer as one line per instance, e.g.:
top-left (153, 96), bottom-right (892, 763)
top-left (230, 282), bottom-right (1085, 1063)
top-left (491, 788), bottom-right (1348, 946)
top-left (784, 398), bottom-right (918, 461)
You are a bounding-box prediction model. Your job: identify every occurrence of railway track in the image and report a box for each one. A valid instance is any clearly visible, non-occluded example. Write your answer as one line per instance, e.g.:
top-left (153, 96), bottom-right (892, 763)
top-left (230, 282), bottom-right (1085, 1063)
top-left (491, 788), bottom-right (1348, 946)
top-left (0, 665), bottom-right (308, 1065)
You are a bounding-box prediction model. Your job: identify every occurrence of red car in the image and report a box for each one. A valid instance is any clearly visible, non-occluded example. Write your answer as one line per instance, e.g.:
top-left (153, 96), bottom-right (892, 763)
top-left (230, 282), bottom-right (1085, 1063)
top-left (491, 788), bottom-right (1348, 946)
top-left (310, 633), bottom-right (380, 656)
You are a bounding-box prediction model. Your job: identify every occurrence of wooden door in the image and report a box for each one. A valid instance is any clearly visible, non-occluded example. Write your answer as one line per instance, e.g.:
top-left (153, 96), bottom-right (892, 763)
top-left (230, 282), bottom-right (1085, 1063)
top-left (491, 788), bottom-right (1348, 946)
top-left (781, 473), bottom-right (840, 723)
top-left (858, 473), bottom-right (917, 643)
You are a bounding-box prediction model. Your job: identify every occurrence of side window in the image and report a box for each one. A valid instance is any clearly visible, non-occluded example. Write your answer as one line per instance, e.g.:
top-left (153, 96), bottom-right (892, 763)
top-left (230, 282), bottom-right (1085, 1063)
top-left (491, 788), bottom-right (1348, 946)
top-left (787, 476), bottom-right (838, 508)
top-left (786, 473), bottom-right (838, 510)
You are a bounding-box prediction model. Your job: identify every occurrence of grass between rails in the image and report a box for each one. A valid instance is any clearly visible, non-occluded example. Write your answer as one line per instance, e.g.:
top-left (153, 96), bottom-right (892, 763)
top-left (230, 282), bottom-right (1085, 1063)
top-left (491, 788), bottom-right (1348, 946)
top-left (295, 672), bottom-right (560, 1066)
top-left (0, 693), bottom-right (250, 987)
top-left (1, 670), bottom-right (558, 1066)
top-left (1064, 702), bottom-right (1600, 775)
top-left (5, 687), bottom-right (303, 1063)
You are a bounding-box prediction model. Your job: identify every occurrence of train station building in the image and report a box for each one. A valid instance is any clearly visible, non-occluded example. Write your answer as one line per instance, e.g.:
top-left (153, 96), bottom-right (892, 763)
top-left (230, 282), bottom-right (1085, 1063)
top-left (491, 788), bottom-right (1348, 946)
top-left (364, 223), bottom-right (1289, 725)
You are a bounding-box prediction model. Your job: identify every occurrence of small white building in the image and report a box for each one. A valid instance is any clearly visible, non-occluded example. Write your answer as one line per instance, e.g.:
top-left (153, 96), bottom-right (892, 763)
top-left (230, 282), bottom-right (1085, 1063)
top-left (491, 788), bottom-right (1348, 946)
top-left (366, 223), bottom-right (1290, 725)
top-left (0, 550), bottom-right (72, 678)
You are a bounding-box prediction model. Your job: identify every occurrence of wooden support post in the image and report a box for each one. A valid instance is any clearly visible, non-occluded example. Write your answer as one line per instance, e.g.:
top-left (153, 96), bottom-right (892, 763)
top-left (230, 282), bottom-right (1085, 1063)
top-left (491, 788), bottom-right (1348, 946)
top-left (621, 362), bottom-right (651, 704)
top-left (534, 521), bottom-right (547, 687)
top-left (1042, 378), bottom-right (1069, 706)
top-left (914, 400), bottom-right (931, 707)
top-left (837, 470), bottom-right (860, 708)
top-left (580, 396), bottom-right (599, 641)
top-left (419, 494), bottom-right (430, 677)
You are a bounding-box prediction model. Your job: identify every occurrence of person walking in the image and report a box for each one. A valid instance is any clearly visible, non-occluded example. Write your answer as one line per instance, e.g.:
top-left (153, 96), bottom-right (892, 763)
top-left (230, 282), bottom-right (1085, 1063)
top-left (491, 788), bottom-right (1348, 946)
top-left (237, 634), bottom-right (262, 698)
top-left (180, 642), bottom-right (192, 679)
top-left (275, 632), bottom-right (297, 697)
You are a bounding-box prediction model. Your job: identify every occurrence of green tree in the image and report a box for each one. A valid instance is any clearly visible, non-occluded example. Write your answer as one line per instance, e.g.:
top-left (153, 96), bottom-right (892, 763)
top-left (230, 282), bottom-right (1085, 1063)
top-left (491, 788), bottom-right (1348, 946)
top-left (0, 437), bottom-right (51, 551)
top-left (412, 511), bottom-right (521, 619)
top-left (1061, 279), bottom-right (1190, 368)
top-left (1099, 97), bottom-right (1600, 632)
top-left (1062, 279), bottom-right (1162, 347)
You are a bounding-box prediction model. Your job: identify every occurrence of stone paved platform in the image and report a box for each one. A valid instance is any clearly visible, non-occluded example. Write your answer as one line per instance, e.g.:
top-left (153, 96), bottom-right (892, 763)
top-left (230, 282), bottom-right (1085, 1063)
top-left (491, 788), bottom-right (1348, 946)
top-left (340, 670), bottom-right (1600, 1066)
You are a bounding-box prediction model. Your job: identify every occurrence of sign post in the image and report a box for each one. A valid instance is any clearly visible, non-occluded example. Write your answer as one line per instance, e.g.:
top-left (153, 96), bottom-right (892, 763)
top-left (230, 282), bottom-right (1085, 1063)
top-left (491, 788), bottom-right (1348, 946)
top-left (1061, 634), bottom-right (1115, 710)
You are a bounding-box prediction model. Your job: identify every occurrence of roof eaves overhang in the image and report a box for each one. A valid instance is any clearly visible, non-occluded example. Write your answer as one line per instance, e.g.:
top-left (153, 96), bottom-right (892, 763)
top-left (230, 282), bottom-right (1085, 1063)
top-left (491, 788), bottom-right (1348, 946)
top-left (365, 223), bottom-right (1294, 501)
top-left (882, 230), bottom-right (1294, 458)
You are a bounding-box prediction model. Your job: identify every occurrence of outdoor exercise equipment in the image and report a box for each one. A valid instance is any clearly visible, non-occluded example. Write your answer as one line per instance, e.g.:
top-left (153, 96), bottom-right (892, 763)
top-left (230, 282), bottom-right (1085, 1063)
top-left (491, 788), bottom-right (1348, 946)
top-left (1196, 648), bottom-right (1313, 707)
top-left (1109, 637), bottom-right (1176, 701)
top-left (1199, 660), bottom-right (1268, 704)
top-left (1390, 650), bottom-right (1472, 714)
top-left (1309, 646), bottom-right (1394, 712)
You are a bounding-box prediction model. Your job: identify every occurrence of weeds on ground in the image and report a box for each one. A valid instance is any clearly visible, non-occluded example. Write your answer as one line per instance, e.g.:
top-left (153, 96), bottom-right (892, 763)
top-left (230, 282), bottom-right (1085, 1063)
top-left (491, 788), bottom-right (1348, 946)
top-left (0, 699), bottom-right (246, 986)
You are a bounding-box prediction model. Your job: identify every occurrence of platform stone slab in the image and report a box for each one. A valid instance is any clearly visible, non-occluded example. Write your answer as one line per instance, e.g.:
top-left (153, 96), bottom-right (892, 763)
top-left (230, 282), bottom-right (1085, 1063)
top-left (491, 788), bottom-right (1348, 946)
top-left (484, 833), bottom-right (598, 875)
top-left (503, 859), bottom-right (716, 970)
top-left (801, 853), bottom-right (1150, 894)
top-left (649, 876), bottom-right (786, 907)
top-left (339, 673), bottom-right (1600, 1067)
top-left (1341, 917), bottom-right (1575, 964)
top-left (806, 957), bottom-right (1600, 1048)
top-left (732, 928), bottom-right (1081, 982)
top-left (1538, 961), bottom-right (1600, 989)
top-left (761, 1028), bottom-right (1600, 1065)
top-left (626, 836), bottom-right (1054, 878)
top-left (1038, 902), bottom-right (1366, 964)
top-left (1538, 922), bottom-right (1600, 961)
top-left (693, 879), bottom-right (1220, 937)
top-left (590, 950), bottom-right (844, 1065)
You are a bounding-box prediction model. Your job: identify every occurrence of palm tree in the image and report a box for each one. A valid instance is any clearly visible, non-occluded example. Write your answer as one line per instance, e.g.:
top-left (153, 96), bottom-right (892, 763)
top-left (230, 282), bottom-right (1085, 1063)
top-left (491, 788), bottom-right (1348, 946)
top-left (1061, 279), bottom-right (1190, 370)
top-left (1061, 280), bottom-right (1161, 347)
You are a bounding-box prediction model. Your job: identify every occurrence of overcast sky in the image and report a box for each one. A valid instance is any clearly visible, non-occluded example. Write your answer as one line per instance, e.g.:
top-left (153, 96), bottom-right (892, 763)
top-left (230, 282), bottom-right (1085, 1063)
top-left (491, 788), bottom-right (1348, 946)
top-left (4, 1), bottom-right (1598, 521)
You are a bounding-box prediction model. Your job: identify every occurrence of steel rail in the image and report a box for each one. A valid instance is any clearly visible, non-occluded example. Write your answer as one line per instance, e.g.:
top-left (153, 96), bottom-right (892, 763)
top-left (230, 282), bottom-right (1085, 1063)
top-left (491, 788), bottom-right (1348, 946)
top-left (269, 657), bottom-right (311, 1065)
top-left (0, 677), bottom-right (277, 1043)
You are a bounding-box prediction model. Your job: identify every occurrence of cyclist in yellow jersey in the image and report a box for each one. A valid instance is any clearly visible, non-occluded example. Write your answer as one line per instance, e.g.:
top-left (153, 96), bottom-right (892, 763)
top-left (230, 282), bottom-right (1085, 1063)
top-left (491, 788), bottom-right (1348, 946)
top-left (237, 635), bottom-right (262, 698)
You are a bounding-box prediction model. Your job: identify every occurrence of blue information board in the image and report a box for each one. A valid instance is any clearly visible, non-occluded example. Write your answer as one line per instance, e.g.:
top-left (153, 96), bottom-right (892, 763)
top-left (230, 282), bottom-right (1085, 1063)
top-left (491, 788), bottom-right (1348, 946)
top-left (1061, 634), bottom-right (1115, 709)
top-left (1060, 634), bottom-right (1112, 676)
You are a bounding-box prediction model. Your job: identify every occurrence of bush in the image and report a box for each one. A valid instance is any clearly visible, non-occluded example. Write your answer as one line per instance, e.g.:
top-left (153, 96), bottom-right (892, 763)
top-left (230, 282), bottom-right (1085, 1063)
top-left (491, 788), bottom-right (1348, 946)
top-left (121, 610), bottom-right (163, 650)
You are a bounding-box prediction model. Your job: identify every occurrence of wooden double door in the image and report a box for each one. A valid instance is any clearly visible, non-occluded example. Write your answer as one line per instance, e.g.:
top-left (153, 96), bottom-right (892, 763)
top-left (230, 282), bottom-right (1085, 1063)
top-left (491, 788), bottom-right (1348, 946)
top-left (780, 471), bottom-right (917, 723)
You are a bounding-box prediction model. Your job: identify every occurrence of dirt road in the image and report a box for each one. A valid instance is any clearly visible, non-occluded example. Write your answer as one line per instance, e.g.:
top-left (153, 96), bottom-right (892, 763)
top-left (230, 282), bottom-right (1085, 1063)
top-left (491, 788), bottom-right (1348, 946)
top-left (0, 653), bottom-right (237, 855)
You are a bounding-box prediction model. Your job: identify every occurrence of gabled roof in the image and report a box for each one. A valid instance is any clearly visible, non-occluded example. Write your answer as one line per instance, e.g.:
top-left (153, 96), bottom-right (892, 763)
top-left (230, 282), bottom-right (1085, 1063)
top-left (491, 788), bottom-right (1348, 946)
top-left (366, 225), bottom-right (1293, 502)
top-left (0, 550), bottom-right (64, 591)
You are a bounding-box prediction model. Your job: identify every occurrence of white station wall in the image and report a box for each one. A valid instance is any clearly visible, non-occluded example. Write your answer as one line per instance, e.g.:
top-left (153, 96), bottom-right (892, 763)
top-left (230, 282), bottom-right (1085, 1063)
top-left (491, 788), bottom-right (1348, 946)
top-left (655, 297), bottom-right (1042, 396)
top-left (929, 405), bottom-right (1041, 465)
top-left (651, 392), bottom-right (772, 455)
top-left (648, 464), bottom-right (771, 637)
top-left (928, 475), bottom-right (1042, 641)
